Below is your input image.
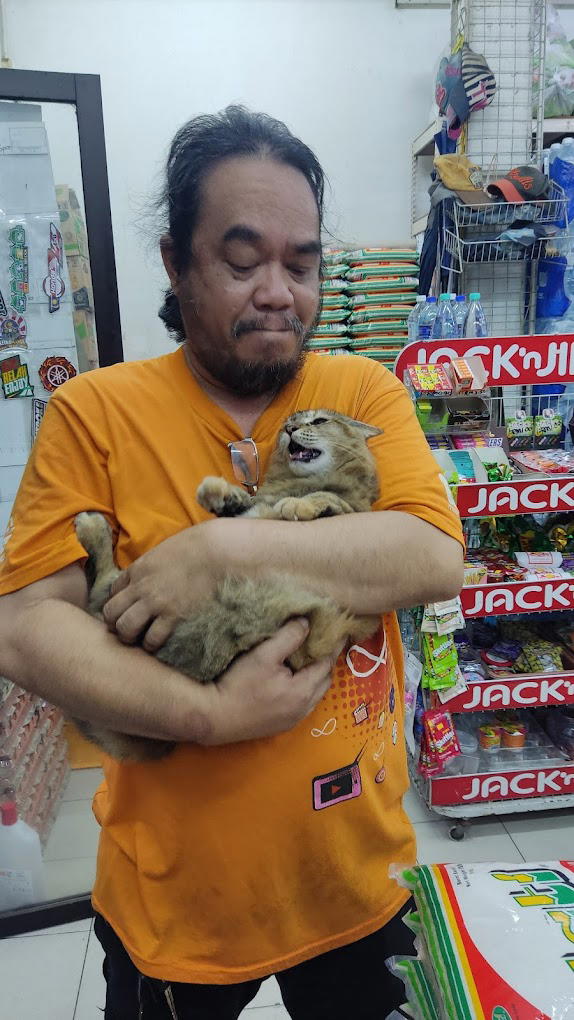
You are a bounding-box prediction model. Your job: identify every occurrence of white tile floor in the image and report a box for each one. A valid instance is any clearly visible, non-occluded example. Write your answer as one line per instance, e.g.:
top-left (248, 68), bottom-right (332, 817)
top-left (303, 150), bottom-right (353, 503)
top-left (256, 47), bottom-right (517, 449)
top-left (2, 770), bottom-right (573, 1019)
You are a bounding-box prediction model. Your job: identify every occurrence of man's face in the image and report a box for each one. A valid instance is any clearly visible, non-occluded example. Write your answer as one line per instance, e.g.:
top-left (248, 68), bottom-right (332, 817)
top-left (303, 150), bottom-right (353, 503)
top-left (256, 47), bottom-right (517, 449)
top-left (162, 156), bottom-right (322, 396)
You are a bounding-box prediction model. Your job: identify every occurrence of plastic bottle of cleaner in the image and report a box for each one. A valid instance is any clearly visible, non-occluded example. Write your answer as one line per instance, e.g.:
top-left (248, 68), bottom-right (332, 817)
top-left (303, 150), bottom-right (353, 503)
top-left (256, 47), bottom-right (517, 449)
top-left (406, 295), bottom-right (426, 341)
top-left (453, 294), bottom-right (468, 337)
top-left (0, 801), bottom-right (46, 910)
top-left (464, 293), bottom-right (489, 338)
top-left (431, 293), bottom-right (456, 340)
top-left (417, 296), bottom-right (438, 341)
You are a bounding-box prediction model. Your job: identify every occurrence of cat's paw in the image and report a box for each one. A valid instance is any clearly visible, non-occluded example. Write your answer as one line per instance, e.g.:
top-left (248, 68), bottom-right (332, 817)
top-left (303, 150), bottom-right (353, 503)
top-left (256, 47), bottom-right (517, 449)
top-left (197, 477), bottom-right (251, 516)
top-left (274, 496), bottom-right (318, 521)
top-left (197, 476), bottom-right (232, 514)
top-left (75, 511), bottom-right (111, 550)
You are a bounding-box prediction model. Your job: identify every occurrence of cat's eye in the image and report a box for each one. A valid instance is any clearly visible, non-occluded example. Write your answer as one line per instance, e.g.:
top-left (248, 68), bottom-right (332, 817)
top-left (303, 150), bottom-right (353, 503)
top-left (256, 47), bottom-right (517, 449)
top-left (312, 417), bottom-right (328, 425)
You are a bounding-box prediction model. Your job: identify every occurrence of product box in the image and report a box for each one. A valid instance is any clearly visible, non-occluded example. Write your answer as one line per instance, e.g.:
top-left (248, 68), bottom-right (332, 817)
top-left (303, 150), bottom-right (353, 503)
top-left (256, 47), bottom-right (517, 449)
top-left (67, 255), bottom-right (93, 311)
top-left (72, 309), bottom-right (98, 372)
top-left (56, 185), bottom-right (89, 259)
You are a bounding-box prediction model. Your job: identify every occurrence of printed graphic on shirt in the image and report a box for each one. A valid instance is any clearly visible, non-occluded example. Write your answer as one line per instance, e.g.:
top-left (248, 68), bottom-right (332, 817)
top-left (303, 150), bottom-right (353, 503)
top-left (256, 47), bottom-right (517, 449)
top-left (310, 717), bottom-right (337, 738)
top-left (309, 622), bottom-right (400, 805)
top-left (312, 743), bottom-right (366, 811)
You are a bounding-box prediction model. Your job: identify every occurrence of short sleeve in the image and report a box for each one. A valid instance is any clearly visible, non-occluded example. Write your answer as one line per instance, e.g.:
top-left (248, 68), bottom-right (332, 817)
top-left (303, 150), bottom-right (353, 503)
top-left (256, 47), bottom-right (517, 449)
top-left (356, 361), bottom-right (464, 545)
top-left (0, 385), bottom-right (114, 595)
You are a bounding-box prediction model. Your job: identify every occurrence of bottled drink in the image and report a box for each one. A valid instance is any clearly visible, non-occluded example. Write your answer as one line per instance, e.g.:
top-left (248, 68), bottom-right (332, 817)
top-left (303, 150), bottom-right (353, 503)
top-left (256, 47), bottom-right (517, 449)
top-left (464, 292), bottom-right (489, 338)
top-left (453, 294), bottom-right (468, 337)
top-left (417, 296), bottom-right (438, 340)
top-left (0, 801), bottom-right (46, 910)
top-left (431, 293), bottom-right (456, 340)
top-left (406, 295), bottom-right (426, 341)
top-left (564, 255), bottom-right (574, 306)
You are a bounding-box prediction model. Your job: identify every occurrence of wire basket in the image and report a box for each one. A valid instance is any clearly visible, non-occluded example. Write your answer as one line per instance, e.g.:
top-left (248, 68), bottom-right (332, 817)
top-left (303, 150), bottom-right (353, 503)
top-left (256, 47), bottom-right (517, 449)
top-left (442, 182), bottom-right (568, 274)
top-left (443, 229), bottom-right (551, 270)
top-left (454, 181), bottom-right (568, 229)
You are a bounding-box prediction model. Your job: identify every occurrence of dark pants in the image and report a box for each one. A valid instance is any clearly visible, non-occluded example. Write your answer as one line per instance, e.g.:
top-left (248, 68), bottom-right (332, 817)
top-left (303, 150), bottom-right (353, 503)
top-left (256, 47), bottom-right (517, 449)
top-left (94, 899), bottom-right (415, 1019)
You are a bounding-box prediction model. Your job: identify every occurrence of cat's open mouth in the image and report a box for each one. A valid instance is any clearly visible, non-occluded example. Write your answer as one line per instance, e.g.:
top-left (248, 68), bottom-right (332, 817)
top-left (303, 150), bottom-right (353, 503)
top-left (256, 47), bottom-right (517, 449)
top-left (288, 439), bottom-right (321, 462)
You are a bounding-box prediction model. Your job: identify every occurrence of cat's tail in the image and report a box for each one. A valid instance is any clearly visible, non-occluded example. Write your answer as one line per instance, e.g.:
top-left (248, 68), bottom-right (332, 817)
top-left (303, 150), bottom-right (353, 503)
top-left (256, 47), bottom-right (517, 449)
top-left (75, 511), bottom-right (120, 614)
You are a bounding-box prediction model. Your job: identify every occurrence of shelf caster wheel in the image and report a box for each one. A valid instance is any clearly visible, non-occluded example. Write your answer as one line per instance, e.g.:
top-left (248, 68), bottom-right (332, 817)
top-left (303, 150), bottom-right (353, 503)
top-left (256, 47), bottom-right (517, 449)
top-left (449, 824), bottom-right (465, 841)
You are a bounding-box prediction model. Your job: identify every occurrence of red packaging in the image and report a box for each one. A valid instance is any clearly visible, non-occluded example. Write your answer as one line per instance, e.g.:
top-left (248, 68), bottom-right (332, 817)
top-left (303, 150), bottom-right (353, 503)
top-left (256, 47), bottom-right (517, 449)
top-left (423, 709), bottom-right (461, 765)
top-left (417, 727), bottom-right (443, 778)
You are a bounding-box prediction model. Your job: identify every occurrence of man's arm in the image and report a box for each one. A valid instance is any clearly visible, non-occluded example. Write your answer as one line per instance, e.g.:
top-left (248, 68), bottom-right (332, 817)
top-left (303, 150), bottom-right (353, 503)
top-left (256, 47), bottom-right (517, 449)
top-left (103, 511), bottom-right (464, 648)
top-left (0, 564), bottom-right (335, 746)
top-left (243, 511), bottom-right (463, 615)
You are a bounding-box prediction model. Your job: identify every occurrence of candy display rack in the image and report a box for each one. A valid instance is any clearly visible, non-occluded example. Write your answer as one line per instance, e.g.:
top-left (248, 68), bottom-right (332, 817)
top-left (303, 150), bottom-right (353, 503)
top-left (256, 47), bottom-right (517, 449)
top-left (396, 334), bottom-right (574, 838)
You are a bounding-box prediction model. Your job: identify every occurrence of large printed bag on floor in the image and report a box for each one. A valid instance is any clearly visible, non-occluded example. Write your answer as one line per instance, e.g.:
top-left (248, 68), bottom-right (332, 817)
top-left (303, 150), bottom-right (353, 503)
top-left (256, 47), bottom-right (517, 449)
top-left (391, 862), bottom-right (574, 1020)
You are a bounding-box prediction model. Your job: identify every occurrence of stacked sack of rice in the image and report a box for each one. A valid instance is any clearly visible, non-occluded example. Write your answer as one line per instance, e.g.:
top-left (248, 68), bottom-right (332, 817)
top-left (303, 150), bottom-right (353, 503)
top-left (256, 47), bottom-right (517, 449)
top-left (307, 249), bottom-right (351, 355)
top-left (345, 248), bottom-right (419, 369)
top-left (387, 861), bottom-right (574, 1020)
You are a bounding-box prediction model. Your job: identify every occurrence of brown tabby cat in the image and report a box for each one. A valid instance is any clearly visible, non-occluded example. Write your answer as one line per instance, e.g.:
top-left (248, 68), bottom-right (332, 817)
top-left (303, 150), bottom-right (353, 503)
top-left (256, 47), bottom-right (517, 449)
top-left (74, 409), bottom-right (382, 761)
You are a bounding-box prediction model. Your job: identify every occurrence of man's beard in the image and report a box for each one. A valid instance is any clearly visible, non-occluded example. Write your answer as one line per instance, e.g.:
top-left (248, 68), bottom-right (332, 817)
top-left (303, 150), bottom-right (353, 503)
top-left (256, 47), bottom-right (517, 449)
top-left (186, 307), bottom-right (320, 397)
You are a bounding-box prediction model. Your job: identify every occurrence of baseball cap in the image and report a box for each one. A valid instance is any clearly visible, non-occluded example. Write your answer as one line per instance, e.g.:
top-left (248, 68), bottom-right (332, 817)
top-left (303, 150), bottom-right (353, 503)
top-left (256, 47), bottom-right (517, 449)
top-left (486, 165), bottom-right (551, 203)
top-left (436, 44), bottom-right (496, 141)
top-left (434, 155), bottom-right (492, 205)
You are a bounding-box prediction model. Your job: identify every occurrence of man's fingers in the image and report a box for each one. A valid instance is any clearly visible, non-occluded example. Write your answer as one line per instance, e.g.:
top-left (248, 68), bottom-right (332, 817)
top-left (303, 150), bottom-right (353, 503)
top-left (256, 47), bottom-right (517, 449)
top-left (142, 616), bottom-right (176, 653)
top-left (102, 587), bottom-right (136, 629)
top-left (111, 604), bottom-right (152, 644)
top-left (294, 655), bottom-right (333, 705)
top-left (110, 570), bottom-right (129, 597)
top-left (258, 617), bottom-right (310, 664)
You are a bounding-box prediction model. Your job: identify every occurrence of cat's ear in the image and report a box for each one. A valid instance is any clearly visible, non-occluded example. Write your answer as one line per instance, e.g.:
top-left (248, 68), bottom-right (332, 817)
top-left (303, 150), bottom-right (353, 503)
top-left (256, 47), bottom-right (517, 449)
top-left (336, 414), bottom-right (383, 440)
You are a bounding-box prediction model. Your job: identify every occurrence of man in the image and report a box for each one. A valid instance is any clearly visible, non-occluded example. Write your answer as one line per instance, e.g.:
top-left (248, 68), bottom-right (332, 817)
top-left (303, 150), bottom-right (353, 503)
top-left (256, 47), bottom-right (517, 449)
top-left (0, 107), bottom-right (463, 1019)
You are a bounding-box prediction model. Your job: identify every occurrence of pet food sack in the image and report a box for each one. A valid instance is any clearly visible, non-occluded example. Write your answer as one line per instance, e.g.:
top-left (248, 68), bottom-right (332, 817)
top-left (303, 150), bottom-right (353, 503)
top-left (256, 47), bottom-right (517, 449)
top-left (392, 861), bottom-right (574, 1020)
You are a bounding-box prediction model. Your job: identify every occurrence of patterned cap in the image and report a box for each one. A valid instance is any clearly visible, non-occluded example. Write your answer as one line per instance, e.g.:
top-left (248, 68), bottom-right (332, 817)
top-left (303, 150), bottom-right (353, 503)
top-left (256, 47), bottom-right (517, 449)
top-left (436, 44), bottom-right (496, 141)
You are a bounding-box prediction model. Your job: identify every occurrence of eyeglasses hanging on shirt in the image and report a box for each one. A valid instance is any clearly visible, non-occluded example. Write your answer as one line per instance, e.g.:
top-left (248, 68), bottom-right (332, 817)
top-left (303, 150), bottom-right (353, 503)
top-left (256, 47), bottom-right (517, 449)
top-left (227, 437), bottom-right (259, 494)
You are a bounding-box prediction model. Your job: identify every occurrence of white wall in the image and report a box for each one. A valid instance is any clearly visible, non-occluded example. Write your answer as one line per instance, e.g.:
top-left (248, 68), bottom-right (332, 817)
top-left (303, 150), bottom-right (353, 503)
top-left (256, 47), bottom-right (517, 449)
top-left (5, 0), bottom-right (449, 360)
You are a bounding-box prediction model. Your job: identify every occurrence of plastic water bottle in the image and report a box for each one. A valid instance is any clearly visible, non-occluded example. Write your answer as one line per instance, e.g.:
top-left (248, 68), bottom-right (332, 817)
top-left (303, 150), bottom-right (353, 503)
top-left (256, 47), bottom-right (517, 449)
top-left (453, 294), bottom-right (468, 337)
top-left (464, 293), bottom-right (489, 338)
top-left (417, 296), bottom-right (438, 340)
top-left (564, 255), bottom-right (574, 307)
top-left (0, 801), bottom-right (46, 910)
top-left (406, 295), bottom-right (426, 341)
top-left (549, 142), bottom-right (562, 164)
top-left (431, 293), bottom-right (456, 340)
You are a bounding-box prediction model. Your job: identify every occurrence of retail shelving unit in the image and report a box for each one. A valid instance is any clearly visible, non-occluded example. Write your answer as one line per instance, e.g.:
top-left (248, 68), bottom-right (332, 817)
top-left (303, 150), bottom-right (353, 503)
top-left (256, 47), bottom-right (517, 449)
top-left (396, 334), bottom-right (574, 838)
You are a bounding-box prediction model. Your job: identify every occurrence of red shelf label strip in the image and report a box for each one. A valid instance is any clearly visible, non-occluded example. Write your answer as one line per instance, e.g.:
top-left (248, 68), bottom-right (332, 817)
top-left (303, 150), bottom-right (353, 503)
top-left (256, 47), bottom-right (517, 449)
top-left (430, 763), bottom-right (574, 805)
top-left (461, 578), bottom-right (574, 617)
top-left (435, 673), bottom-right (574, 712)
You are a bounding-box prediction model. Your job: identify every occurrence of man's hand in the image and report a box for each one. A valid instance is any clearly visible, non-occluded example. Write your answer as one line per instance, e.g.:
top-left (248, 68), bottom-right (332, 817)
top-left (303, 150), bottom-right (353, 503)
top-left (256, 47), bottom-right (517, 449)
top-left (199, 618), bottom-right (340, 745)
top-left (103, 521), bottom-right (227, 651)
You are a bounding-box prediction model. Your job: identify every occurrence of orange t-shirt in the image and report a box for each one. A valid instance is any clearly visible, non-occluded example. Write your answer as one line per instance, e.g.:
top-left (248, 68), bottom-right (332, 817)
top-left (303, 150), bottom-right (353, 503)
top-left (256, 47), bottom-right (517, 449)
top-left (0, 348), bottom-right (463, 983)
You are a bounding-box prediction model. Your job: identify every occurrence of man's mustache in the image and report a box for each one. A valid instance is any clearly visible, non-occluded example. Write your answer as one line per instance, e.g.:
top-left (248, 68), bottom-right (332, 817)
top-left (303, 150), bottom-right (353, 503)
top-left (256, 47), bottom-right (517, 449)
top-left (232, 316), bottom-right (306, 340)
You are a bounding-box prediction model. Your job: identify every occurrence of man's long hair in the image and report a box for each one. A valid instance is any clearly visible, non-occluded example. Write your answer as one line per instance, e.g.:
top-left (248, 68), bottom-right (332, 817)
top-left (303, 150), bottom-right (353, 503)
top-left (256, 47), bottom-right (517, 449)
top-left (157, 106), bottom-right (325, 342)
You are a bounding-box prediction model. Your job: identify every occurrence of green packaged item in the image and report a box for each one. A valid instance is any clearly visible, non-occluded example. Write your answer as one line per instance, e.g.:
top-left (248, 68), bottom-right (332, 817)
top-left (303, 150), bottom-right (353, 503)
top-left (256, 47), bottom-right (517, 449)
top-left (345, 277), bottom-right (418, 293)
top-left (348, 292), bottom-right (416, 307)
top-left (321, 277), bottom-right (348, 291)
top-left (318, 309), bottom-right (349, 323)
top-left (393, 861), bottom-right (574, 1020)
top-left (421, 633), bottom-right (459, 690)
top-left (349, 306), bottom-right (411, 322)
top-left (321, 293), bottom-right (350, 308)
top-left (348, 320), bottom-right (407, 334)
top-left (534, 409), bottom-right (563, 448)
top-left (307, 337), bottom-right (351, 350)
top-left (482, 460), bottom-right (513, 482)
top-left (346, 266), bottom-right (419, 281)
top-left (347, 247), bottom-right (419, 264)
top-left (322, 263), bottom-right (349, 279)
top-left (322, 248), bottom-right (349, 265)
top-left (311, 322), bottom-right (348, 335)
top-left (387, 952), bottom-right (440, 1020)
top-left (506, 410), bottom-right (534, 449)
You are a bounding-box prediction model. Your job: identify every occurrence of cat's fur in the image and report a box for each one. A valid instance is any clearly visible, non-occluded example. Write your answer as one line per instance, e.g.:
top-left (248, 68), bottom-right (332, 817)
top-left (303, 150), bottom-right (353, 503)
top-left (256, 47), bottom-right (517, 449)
top-left (74, 409), bottom-right (383, 761)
